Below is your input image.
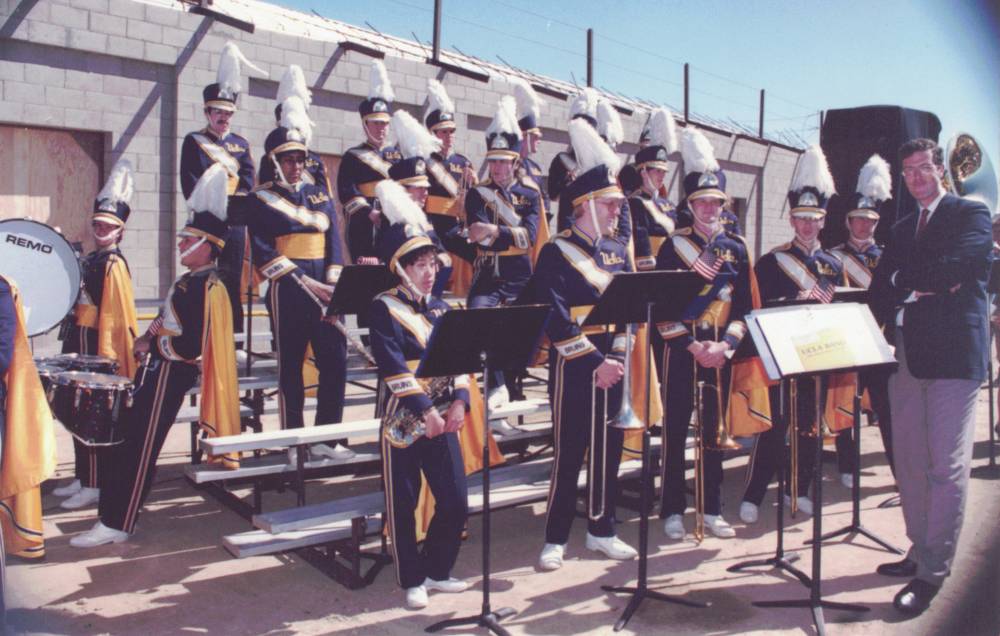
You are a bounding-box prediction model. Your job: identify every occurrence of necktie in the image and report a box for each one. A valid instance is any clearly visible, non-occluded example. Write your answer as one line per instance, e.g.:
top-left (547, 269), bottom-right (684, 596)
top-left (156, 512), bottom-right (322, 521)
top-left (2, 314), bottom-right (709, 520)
top-left (915, 208), bottom-right (930, 238)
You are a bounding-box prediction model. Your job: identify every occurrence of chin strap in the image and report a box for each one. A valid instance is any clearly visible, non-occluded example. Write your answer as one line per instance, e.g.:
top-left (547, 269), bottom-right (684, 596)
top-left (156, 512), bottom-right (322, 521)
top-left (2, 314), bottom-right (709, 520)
top-left (270, 153), bottom-right (303, 192)
top-left (179, 236), bottom-right (207, 259)
top-left (92, 226), bottom-right (123, 244)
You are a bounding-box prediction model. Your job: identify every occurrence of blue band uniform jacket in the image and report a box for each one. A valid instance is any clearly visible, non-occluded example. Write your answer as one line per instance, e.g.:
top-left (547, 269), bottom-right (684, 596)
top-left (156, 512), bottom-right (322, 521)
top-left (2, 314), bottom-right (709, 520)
top-left (465, 179), bottom-right (540, 301)
top-left (629, 191), bottom-right (678, 271)
top-left (180, 128), bottom-right (255, 198)
top-left (336, 142), bottom-right (401, 261)
top-left (258, 151), bottom-right (333, 196)
top-left (830, 241), bottom-right (882, 290)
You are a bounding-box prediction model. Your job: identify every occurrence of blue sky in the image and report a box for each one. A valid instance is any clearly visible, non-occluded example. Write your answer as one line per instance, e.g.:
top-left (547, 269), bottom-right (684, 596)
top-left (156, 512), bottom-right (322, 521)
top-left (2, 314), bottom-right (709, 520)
top-left (281, 0), bottom-right (998, 177)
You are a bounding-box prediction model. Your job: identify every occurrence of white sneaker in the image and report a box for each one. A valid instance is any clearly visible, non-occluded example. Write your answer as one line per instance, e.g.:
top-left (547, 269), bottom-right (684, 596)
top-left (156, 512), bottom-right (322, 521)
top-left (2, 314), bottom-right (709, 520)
top-left (486, 386), bottom-right (509, 411)
top-left (287, 447), bottom-right (307, 465)
top-left (405, 584), bottom-right (428, 609)
top-left (663, 514), bottom-right (685, 540)
top-left (784, 494), bottom-right (813, 516)
top-left (424, 577), bottom-right (469, 593)
top-left (52, 479), bottom-right (82, 497)
top-left (739, 501), bottom-right (759, 524)
top-left (704, 515), bottom-right (736, 538)
top-left (69, 521), bottom-right (128, 548)
top-left (538, 543), bottom-right (566, 571)
top-left (840, 472), bottom-right (854, 489)
top-left (60, 487), bottom-right (99, 510)
top-left (585, 533), bottom-right (637, 560)
top-left (235, 349), bottom-right (248, 365)
top-left (489, 418), bottom-right (519, 436)
top-left (311, 443), bottom-right (355, 460)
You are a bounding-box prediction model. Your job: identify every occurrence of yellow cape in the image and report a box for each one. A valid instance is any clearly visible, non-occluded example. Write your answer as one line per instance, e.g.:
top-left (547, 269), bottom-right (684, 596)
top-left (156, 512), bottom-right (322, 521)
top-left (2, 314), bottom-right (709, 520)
top-left (97, 255), bottom-right (139, 379)
top-left (198, 273), bottom-right (241, 469)
top-left (0, 277), bottom-right (57, 558)
top-left (727, 249), bottom-right (774, 436)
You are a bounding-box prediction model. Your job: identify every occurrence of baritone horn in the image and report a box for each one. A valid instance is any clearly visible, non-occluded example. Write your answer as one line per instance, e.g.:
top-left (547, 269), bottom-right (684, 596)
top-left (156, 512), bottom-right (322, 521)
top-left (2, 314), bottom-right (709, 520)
top-left (610, 324), bottom-right (644, 430)
top-left (944, 132), bottom-right (998, 214)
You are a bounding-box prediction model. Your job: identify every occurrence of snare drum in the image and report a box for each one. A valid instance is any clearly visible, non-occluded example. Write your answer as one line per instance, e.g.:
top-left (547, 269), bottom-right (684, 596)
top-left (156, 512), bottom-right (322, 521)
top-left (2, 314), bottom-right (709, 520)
top-left (51, 353), bottom-right (119, 375)
top-left (35, 362), bottom-right (64, 395)
top-left (50, 371), bottom-right (133, 446)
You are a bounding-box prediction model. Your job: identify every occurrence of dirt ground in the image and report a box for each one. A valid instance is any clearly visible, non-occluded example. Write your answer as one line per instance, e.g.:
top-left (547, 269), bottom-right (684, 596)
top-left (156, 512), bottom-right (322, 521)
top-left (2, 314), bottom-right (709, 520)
top-left (6, 378), bottom-right (1000, 635)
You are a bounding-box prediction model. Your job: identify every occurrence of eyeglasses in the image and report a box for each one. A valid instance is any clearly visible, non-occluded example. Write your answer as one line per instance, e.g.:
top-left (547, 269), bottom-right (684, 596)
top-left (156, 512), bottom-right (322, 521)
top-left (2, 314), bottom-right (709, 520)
top-left (901, 164), bottom-right (938, 178)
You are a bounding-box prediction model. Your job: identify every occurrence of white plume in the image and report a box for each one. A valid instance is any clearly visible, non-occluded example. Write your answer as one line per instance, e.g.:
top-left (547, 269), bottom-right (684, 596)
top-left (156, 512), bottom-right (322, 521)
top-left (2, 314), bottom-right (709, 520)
top-left (510, 76), bottom-right (542, 121)
top-left (392, 110), bottom-right (441, 160)
top-left (569, 87), bottom-right (599, 122)
top-left (647, 107), bottom-right (678, 154)
top-left (486, 96), bottom-right (521, 139)
top-left (569, 118), bottom-right (621, 175)
top-left (376, 179), bottom-right (432, 231)
top-left (217, 41), bottom-right (267, 98)
top-left (187, 163), bottom-right (229, 221)
top-left (97, 159), bottom-right (134, 206)
top-left (597, 100), bottom-right (624, 147)
top-left (424, 79), bottom-right (454, 120)
top-left (791, 144), bottom-right (836, 196)
top-left (276, 64), bottom-right (311, 108)
top-left (280, 96), bottom-right (313, 147)
top-left (368, 60), bottom-right (395, 102)
top-left (856, 154), bottom-right (892, 201)
top-left (680, 127), bottom-right (719, 173)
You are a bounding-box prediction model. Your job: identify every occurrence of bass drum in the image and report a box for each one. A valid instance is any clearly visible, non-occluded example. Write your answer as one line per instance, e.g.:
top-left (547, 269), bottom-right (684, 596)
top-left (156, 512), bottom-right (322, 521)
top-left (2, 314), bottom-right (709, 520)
top-left (0, 219), bottom-right (81, 336)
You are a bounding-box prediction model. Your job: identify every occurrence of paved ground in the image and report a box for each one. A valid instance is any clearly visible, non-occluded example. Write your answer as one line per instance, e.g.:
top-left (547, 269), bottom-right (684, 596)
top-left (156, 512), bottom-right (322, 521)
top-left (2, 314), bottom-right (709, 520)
top-left (6, 378), bottom-right (1000, 635)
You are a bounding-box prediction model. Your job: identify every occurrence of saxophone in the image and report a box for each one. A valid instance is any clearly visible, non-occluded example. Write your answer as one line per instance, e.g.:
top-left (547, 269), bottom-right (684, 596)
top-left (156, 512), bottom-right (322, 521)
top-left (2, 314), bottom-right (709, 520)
top-left (382, 375), bottom-right (457, 448)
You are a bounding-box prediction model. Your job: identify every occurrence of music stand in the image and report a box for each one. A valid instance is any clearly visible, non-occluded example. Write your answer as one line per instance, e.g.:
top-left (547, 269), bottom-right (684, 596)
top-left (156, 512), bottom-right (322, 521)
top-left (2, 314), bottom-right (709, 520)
top-left (586, 271), bottom-right (710, 631)
top-left (420, 304), bottom-right (550, 636)
top-left (325, 265), bottom-right (395, 317)
top-left (744, 302), bottom-right (893, 634)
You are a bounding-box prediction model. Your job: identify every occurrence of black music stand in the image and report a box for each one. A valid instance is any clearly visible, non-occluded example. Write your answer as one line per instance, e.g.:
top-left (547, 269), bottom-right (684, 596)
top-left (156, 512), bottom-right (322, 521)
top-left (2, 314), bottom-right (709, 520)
top-left (743, 302), bottom-right (891, 635)
top-left (325, 265), bottom-right (395, 318)
top-left (587, 271), bottom-right (710, 632)
top-left (420, 304), bottom-right (550, 636)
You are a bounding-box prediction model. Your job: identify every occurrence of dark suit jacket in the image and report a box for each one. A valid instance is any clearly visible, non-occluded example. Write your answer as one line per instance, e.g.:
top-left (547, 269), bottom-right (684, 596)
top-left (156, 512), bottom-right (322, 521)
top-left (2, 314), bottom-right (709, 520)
top-left (870, 192), bottom-right (992, 380)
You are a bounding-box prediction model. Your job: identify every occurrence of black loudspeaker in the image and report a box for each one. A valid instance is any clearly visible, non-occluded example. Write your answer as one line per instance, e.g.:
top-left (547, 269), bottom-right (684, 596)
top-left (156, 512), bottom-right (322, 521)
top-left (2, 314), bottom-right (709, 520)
top-left (819, 105), bottom-right (941, 247)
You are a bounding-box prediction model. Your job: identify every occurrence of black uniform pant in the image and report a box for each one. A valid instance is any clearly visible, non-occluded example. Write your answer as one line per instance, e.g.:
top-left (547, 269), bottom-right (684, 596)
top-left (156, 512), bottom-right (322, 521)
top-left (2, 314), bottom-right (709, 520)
top-left (468, 277), bottom-right (526, 398)
top-left (545, 350), bottom-right (625, 544)
top-left (659, 343), bottom-right (729, 517)
top-left (267, 276), bottom-right (347, 433)
top-left (99, 359), bottom-right (199, 533)
top-left (381, 431), bottom-right (468, 589)
top-left (61, 325), bottom-right (107, 489)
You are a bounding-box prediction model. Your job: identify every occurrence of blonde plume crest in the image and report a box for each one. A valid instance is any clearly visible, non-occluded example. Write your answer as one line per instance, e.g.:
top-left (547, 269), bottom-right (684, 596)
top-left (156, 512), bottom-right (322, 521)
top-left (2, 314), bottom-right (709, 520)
top-left (187, 163), bottom-right (229, 221)
top-left (97, 159), bottom-right (134, 206)
top-left (856, 154), bottom-right (892, 201)
top-left (376, 179), bottom-right (431, 231)
top-left (791, 145), bottom-right (836, 197)
top-left (369, 60), bottom-right (395, 102)
top-left (680, 127), bottom-right (719, 174)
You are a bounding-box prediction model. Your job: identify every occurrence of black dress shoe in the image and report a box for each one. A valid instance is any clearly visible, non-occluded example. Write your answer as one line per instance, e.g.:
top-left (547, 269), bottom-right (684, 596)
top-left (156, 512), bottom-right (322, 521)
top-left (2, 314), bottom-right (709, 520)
top-left (893, 578), bottom-right (939, 616)
top-left (877, 557), bottom-right (917, 577)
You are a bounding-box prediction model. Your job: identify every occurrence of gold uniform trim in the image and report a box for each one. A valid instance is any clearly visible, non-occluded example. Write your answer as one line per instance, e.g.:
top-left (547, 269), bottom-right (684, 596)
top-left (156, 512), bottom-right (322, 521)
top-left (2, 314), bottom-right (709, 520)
top-left (275, 233), bottom-right (325, 260)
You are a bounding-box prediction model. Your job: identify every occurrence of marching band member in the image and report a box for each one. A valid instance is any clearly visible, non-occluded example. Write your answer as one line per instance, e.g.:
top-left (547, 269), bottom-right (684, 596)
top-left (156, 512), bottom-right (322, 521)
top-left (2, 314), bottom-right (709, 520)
top-left (180, 42), bottom-right (263, 335)
top-left (739, 145), bottom-right (844, 523)
top-left (617, 113), bottom-right (652, 198)
top-left (239, 97), bottom-right (350, 460)
top-left (829, 154), bottom-right (895, 479)
top-left (627, 107), bottom-right (679, 271)
top-left (370, 180), bottom-right (471, 609)
top-left (535, 119), bottom-right (638, 571)
top-left (550, 88), bottom-right (599, 232)
top-left (511, 77), bottom-right (547, 201)
top-left (336, 60), bottom-right (401, 265)
top-left (54, 160), bottom-right (138, 511)
top-left (71, 165), bottom-right (239, 547)
top-left (656, 128), bottom-right (752, 540)
top-left (259, 65), bottom-right (333, 195)
top-left (464, 97), bottom-right (540, 413)
top-left (421, 79), bottom-right (477, 297)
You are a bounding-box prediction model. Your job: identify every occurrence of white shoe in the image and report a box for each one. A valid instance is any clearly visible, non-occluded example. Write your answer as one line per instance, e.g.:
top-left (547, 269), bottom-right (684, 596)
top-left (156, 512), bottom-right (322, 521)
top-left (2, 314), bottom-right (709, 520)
top-left (585, 533), bottom-right (637, 560)
top-left (60, 487), bottom-right (99, 510)
top-left (311, 443), bottom-right (355, 460)
top-left (405, 584), bottom-right (428, 609)
top-left (739, 501), bottom-right (759, 524)
top-left (704, 515), bottom-right (736, 538)
top-left (69, 521), bottom-right (128, 548)
top-left (287, 447), bottom-right (307, 465)
top-left (784, 494), bottom-right (813, 516)
top-left (486, 386), bottom-right (509, 411)
top-left (840, 472), bottom-right (854, 489)
top-left (235, 349), bottom-right (248, 365)
top-left (424, 577), bottom-right (469, 593)
top-left (52, 479), bottom-right (82, 497)
top-left (489, 418), bottom-right (519, 436)
top-left (663, 514), bottom-right (685, 540)
top-left (538, 543), bottom-right (566, 571)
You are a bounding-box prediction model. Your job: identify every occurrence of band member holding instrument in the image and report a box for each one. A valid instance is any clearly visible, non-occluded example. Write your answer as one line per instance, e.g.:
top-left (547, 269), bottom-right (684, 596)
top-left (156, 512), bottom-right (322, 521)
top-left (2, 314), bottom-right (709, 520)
top-left (259, 65), bottom-right (333, 196)
top-left (739, 145), bottom-right (844, 524)
top-left (422, 79), bottom-right (478, 297)
top-left (336, 60), bottom-right (401, 265)
top-left (54, 160), bottom-right (139, 511)
top-left (180, 43), bottom-right (262, 336)
top-left (535, 119), bottom-right (638, 571)
top-left (829, 154), bottom-right (895, 480)
top-left (71, 165), bottom-right (239, 548)
top-left (464, 97), bottom-right (540, 413)
top-left (628, 107), bottom-right (679, 271)
top-left (370, 179), bottom-right (470, 610)
top-left (656, 128), bottom-right (751, 540)
top-left (237, 97), bottom-right (350, 461)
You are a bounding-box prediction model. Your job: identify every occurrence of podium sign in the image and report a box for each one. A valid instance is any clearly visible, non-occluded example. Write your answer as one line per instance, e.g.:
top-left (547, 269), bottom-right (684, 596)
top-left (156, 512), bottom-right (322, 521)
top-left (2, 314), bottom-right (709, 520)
top-left (747, 302), bottom-right (893, 381)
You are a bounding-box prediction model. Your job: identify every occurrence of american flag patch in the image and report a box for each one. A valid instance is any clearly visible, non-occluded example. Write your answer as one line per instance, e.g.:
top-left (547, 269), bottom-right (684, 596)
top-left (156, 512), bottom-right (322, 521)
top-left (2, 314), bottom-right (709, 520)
top-left (692, 249), bottom-right (723, 281)
top-left (808, 280), bottom-right (834, 303)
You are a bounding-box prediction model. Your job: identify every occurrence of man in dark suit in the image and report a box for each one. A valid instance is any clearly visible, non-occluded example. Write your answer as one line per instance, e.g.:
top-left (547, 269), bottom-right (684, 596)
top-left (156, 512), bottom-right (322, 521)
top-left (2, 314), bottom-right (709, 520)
top-left (869, 138), bottom-right (992, 616)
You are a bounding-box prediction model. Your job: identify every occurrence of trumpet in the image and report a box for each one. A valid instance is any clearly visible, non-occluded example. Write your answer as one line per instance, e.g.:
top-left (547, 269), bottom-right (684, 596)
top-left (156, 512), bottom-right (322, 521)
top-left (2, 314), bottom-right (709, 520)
top-left (610, 325), bottom-right (643, 430)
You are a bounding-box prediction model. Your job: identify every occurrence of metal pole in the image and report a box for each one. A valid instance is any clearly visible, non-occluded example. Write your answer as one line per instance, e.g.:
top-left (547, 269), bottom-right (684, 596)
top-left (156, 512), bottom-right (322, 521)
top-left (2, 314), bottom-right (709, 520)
top-left (683, 63), bottom-right (690, 123)
top-left (758, 89), bottom-right (765, 138)
top-left (586, 28), bottom-right (593, 87)
top-left (431, 0), bottom-right (441, 62)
